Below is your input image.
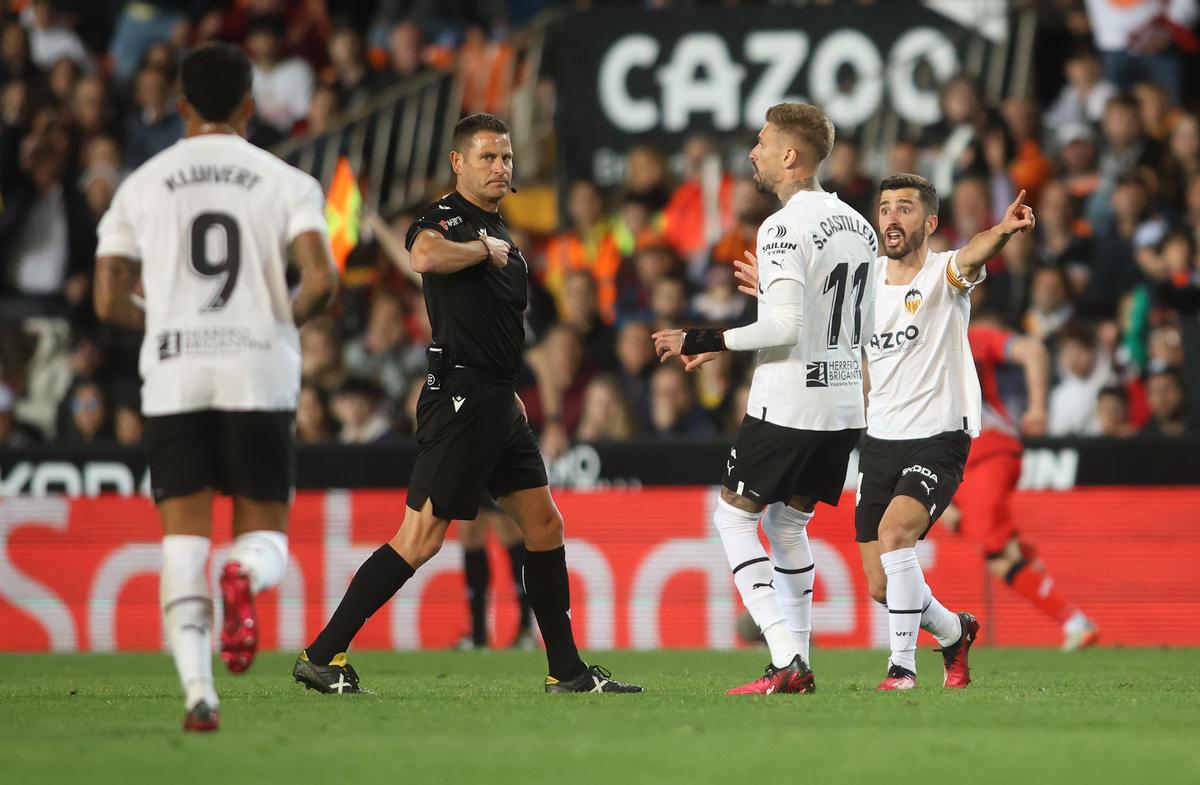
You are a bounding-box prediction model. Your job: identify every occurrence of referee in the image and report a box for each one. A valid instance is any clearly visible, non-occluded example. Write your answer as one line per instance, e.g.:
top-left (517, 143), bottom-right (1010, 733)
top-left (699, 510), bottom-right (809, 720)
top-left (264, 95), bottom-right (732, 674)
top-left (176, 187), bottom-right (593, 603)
top-left (294, 114), bottom-right (641, 694)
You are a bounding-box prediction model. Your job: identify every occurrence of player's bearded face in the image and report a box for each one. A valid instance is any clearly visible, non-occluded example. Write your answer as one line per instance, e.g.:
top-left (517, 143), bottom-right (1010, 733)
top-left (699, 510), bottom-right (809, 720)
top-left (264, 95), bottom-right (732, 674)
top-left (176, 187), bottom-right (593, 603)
top-left (749, 126), bottom-right (777, 194)
top-left (879, 191), bottom-right (929, 259)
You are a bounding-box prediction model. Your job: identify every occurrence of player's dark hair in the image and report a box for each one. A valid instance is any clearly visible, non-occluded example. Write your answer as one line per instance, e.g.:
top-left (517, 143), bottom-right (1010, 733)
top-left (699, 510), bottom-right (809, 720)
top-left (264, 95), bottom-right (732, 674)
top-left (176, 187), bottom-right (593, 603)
top-left (1057, 320), bottom-right (1097, 351)
top-left (879, 173), bottom-right (939, 217)
top-left (452, 113), bottom-right (509, 152)
top-left (180, 42), bottom-right (253, 124)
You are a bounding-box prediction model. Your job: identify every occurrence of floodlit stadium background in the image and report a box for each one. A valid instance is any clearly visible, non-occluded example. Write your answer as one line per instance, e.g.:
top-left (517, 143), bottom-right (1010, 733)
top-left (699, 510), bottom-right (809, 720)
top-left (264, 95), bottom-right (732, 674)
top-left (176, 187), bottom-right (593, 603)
top-left (2, 0), bottom-right (1199, 652)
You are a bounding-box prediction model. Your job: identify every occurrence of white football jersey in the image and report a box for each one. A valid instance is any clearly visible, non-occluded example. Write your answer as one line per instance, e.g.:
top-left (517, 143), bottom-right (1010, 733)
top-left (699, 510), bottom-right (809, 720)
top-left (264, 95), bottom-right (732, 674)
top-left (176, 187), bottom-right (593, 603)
top-left (863, 249), bottom-right (984, 439)
top-left (745, 190), bottom-right (878, 431)
top-left (96, 134), bottom-right (328, 416)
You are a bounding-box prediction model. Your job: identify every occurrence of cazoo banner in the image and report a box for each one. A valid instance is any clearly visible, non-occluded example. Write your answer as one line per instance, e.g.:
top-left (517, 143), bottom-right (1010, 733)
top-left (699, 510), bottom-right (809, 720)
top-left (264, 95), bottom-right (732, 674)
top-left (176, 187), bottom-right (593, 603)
top-left (554, 2), bottom-right (1016, 185)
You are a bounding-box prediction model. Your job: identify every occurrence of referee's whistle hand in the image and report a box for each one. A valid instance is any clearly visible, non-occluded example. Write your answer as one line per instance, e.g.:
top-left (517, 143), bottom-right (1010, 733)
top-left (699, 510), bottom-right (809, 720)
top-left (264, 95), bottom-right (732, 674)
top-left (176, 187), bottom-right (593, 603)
top-left (483, 235), bottom-right (511, 268)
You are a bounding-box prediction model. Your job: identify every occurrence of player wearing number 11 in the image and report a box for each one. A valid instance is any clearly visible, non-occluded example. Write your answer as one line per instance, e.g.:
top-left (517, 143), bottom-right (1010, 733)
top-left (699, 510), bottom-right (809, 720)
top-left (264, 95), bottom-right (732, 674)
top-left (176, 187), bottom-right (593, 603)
top-left (94, 43), bottom-right (338, 731)
top-left (654, 103), bottom-right (877, 694)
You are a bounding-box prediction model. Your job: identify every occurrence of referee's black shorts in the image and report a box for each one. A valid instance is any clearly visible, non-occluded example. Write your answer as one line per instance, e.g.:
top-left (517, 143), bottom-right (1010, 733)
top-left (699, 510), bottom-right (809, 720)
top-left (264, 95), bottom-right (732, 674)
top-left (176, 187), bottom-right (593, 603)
top-left (143, 409), bottom-right (295, 503)
top-left (407, 369), bottom-right (547, 521)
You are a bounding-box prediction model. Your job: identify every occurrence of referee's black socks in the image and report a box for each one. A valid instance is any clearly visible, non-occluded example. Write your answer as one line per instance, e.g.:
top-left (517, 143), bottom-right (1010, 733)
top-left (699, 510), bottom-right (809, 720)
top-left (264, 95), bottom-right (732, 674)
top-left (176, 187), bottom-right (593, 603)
top-left (523, 545), bottom-right (587, 681)
top-left (306, 545), bottom-right (415, 666)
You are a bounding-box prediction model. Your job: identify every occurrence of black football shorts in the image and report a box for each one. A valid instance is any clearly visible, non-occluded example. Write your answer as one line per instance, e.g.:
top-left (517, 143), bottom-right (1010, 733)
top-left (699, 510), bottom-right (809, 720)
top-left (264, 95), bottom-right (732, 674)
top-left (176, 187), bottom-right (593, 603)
top-left (143, 409), bottom-right (295, 503)
top-left (722, 415), bottom-right (861, 506)
top-left (854, 430), bottom-right (971, 542)
top-left (406, 370), bottom-right (547, 521)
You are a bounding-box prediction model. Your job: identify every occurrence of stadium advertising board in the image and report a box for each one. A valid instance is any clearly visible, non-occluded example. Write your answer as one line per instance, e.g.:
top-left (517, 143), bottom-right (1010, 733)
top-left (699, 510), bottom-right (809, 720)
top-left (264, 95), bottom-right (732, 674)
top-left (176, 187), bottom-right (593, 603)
top-left (2, 486), bottom-right (1197, 652)
top-left (554, 3), bottom-right (1011, 185)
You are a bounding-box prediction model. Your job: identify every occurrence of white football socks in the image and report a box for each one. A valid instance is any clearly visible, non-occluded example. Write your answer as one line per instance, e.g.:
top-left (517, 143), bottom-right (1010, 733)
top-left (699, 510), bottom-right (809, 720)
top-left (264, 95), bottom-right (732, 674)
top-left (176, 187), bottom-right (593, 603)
top-left (761, 503), bottom-right (815, 663)
top-left (713, 499), bottom-right (797, 668)
top-left (919, 583), bottom-right (962, 648)
top-left (161, 535), bottom-right (217, 710)
top-left (226, 530), bottom-right (289, 593)
top-left (880, 547), bottom-right (923, 673)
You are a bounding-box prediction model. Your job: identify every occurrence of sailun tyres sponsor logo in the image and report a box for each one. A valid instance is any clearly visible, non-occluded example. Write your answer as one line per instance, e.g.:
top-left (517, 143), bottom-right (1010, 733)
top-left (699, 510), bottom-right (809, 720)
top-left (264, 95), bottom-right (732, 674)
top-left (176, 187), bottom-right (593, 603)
top-left (759, 240), bottom-right (798, 253)
top-left (805, 360), bottom-right (862, 388)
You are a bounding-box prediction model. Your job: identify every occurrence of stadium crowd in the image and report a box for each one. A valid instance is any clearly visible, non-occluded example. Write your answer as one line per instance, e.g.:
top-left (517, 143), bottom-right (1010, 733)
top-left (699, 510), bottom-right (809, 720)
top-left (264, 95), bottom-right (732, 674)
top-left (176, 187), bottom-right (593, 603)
top-left (1, 0), bottom-right (1199, 452)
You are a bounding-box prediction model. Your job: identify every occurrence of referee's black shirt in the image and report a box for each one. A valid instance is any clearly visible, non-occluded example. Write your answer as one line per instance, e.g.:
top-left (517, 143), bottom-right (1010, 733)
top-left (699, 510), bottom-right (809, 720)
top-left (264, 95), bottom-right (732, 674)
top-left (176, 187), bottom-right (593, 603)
top-left (404, 190), bottom-right (529, 383)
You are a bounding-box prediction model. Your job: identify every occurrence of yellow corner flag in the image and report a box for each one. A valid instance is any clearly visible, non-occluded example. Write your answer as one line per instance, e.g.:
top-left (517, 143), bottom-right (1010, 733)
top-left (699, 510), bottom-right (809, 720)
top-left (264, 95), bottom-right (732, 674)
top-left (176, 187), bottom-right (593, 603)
top-left (325, 156), bottom-right (362, 273)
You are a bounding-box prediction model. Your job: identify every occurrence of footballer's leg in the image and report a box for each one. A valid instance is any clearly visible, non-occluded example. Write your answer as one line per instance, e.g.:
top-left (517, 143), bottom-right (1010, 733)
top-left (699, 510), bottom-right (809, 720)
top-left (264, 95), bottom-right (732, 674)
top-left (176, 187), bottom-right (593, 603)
top-left (159, 491), bottom-right (220, 731)
top-left (498, 485), bottom-right (641, 693)
top-left (492, 511), bottom-right (535, 649)
top-left (220, 498), bottom-right (289, 673)
top-left (986, 539), bottom-right (1098, 651)
top-left (458, 514), bottom-right (490, 649)
top-left (296, 499), bottom-right (447, 693)
top-left (717, 488), bottom-right (812, 695)
top-left (761, 497), bottom-right (817, 664)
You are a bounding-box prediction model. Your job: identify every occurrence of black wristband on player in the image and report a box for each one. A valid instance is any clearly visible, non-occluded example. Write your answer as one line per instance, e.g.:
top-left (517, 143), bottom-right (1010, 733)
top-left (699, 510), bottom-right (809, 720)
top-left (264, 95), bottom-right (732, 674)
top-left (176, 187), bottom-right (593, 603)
top-left (681, 327), bottom-right (726, 354)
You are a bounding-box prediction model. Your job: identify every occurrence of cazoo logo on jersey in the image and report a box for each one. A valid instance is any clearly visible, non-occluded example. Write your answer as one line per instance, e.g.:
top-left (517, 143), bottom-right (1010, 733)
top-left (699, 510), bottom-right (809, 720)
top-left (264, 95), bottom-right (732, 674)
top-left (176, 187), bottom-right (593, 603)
top-left (869, 325), bottom-right (921, 352)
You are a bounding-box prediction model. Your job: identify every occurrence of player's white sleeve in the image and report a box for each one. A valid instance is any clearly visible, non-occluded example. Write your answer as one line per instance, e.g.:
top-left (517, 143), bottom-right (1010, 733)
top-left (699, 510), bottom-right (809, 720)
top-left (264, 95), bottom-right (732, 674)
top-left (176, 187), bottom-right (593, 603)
top-left (286, 174), bottom-right (329, 242)
top-left (95, 185), bottom-right (140, 259)
top-left (723, 278), bottom-right (803, 351)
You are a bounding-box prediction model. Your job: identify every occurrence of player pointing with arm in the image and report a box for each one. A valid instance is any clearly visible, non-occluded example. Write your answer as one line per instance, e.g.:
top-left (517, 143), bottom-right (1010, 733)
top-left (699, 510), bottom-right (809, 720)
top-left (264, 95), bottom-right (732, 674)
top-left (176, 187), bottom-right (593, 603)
top-left (94, 43), bottom-right (337, 732)
top-left (656, 104), bottom-right (877, 695)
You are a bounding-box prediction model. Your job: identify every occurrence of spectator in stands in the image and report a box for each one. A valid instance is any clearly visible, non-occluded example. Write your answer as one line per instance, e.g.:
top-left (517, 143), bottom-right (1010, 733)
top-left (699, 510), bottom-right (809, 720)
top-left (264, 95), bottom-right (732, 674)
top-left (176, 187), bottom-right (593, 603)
top-left (297, 382), bottom-right (335, 444)
top-left (297, 83), bottom-right (340, 137)
top-left (326, 25), bottom-right (382, 113)
top-left (705, 178), bottom-right (770, 283)
top-left (575, 375), bottom-right (637, 442)
top-left (543, 179), bottom-right (621, 324)
top-left (822, 139), bottom-right (875, 219)
top-left (61, 379), bottom-right (109, 443)
top-left (113, 401), bottom-right (143, 447)
top-left (1088, 93), bottom-right (1154, 227)
top-left (1095, 384), bottom-right (1135, 437)
top-left (923, 74), bottom-right (1008, 194)
top-left (332, 376), bottom-right (394, 444)
top-left (615, 320), bottom-right (654, 423)
top-left (301, 317), bottom-right (346, 396)
top-left (1141, 367), bottom-right (1191, 436)
top-left (71, 76), bottom-right (118, 149)
top-left (124, 65), bottom-right (182, 168)
top-left (692, 263), bottom-right (749, 326)
top-left (247, 15), bottom-right (314, 140)
top-left (0, 17), bottom-right (34, 84)
top-left (521, 324), bottom-right (593, 436)
top-left (623, 143), bottom-right (671, 212)
top-left (385, 22), bottom-right (427, 84)
top-left (999, 97), bottom-right (1052, 200)
top-left (1044, 44), bottom-right (1117, 129)
top-left (21, 0), bottom-right (92, 72)
top-left (694, 349), bottom-right (735, 430)
top-left (617, 243), bottom-right (676, 325)
top-left (649, 275), bottom-right (689, 333)
top-left (1083, 0), bottom-right (1197, 105)
top-left (1081, 173), bottom-right (1159, 317)
top-left (981, 225), bottom-right (1035, 328)
top-left (0, 381), bottom-right (41, 446)
top-left (342, 291), bottom-right (423, 404)
top-left (1147, 322), bottom-right (1185, 372)
top-left (1038, 179), bottom-right (1093, 271)
top-left (107, 0), bottom-right (192, 86)
top-left (662, 134), bottom-right (732, 260)
top-left (1048, 321), bottom-right (1115, 435)
top-left (646, 363), bottom-right (714, 438)
top-left (1025, 265), bottom-right (1075, 340)
top-left (1055, 122), bottom-right (1102, 220)
top-left (948, 175), bottom-right (993, 248)
top-left (0, 127), bottom-right (93, 314)
top-left (1162, 113), bottom-right (1200, 208)
top-left (559, 269), bottom-right (616, 372)
top-left (1, 78), bottom-right (29, 189)
top-left (46, 57), bottom-right (81, 108)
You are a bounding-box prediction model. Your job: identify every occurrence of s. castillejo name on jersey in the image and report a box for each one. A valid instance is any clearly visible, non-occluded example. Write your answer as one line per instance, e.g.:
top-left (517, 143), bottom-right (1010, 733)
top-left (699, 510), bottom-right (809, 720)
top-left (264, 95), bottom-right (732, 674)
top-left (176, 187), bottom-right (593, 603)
top-left (811, 213), bottom-right (877, 251)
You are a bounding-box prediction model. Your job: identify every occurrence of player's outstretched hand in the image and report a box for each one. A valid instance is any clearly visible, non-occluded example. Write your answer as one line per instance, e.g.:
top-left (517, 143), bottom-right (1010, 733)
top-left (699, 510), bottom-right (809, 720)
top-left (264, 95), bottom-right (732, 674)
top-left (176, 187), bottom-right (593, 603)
top-left (1000, 189), bottom-right (1036, 236)
top-left (652, 328), bottom-right (685, 361)
top-left (482, 232), bottom-right (511, 268)
top-left (733, 251), bottom-right (760, 297)
top-left (682, 351), bottom-right (720, 372)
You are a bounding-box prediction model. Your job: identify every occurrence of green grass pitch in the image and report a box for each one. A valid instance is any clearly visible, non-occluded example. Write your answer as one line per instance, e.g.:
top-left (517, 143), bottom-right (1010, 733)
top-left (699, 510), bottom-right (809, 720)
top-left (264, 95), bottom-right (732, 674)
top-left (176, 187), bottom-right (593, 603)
top-left (2, 648), bottom-right (1198, 785)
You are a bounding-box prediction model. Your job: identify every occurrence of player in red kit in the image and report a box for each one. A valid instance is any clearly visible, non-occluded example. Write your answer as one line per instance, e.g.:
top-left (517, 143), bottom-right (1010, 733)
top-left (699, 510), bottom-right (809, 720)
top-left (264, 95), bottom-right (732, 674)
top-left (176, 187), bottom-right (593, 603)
top-left (943, 318), bottom-right (1099, 650)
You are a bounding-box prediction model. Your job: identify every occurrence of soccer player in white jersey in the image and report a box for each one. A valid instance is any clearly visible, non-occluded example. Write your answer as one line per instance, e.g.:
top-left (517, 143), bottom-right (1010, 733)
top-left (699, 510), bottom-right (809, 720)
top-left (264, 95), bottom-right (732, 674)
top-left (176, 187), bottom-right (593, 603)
top-left (654, 103), bottom-right (877, 694)
top-left (93, 43), bottom-right (338, 731)
top-left (860, 173), bottom-right (1034, 690)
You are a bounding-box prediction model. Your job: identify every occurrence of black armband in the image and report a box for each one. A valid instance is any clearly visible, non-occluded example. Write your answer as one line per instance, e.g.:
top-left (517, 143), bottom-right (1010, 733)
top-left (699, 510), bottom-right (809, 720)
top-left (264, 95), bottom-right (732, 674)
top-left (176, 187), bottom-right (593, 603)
top-left (682, 327), bottom-right (726, 354)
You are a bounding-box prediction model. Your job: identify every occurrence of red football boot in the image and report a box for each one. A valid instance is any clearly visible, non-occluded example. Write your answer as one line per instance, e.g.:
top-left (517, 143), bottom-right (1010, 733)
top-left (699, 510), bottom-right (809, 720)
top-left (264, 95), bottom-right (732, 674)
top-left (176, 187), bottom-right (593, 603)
top-left (219, 562), bottom-right (257, 674)
top-left (939, 611), bottom-right (980, 689)
top-left (183, 700), bottom-right (219, 732)
top-left (727, 654), bottom-right (816, 695)
top-left (876, 664), bottom-right (917, 691)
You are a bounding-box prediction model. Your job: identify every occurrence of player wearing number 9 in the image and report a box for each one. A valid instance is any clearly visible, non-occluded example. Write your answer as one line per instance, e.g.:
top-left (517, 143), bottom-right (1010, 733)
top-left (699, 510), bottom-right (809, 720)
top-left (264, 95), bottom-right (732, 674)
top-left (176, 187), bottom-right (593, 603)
top-left (93, 42), bottom-right (338, 733)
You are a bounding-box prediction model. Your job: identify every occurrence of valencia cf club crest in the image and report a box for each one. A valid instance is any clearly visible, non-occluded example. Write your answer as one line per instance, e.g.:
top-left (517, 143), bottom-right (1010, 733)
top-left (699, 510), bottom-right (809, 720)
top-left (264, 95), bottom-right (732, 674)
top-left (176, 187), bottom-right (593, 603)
top-left (904, 289), bottom-right (923, 314)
